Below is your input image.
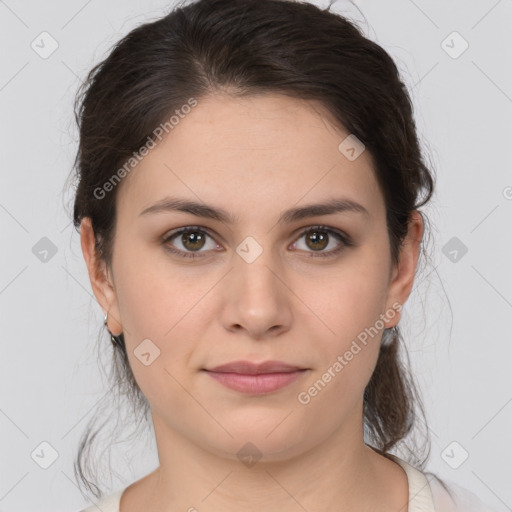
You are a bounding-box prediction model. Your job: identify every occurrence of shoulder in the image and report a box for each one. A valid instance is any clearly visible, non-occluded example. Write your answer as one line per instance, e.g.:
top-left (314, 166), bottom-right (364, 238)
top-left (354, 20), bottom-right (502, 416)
top-left (388, 453), bottom-right (498, 512)
top-left (78, 488), bottom-right (125, 512)
top-left (427, 473), bottom-right (499, 512)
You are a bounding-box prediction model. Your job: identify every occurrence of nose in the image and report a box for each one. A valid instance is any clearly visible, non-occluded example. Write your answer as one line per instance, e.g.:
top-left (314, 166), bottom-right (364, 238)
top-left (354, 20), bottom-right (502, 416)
top-left (219, 247), bottom-right (293, 340)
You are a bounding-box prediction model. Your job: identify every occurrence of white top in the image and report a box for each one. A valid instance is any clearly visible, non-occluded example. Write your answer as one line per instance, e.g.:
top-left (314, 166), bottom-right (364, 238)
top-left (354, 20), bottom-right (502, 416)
top-left (78, 455), bottom-right (498, 511)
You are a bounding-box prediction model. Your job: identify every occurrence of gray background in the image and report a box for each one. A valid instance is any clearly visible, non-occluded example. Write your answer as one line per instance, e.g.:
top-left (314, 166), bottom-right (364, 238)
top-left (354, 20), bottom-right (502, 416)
top-left (1, 0), bottom-right (511, 510)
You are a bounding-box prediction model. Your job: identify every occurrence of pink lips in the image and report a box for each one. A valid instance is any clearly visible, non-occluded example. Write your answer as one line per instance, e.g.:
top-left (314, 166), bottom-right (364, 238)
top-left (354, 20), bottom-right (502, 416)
top-left (203, 360), bottom-right (308, 394)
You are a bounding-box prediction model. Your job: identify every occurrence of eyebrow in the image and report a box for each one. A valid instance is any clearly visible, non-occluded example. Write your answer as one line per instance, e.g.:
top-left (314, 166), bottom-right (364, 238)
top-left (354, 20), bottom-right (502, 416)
top-left (139, 196), bottom-right (369, 224)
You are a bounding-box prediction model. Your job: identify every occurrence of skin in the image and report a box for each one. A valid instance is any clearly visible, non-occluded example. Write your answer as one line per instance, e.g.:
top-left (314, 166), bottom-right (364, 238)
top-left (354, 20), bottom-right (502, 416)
top-left (81, 92), bottom-right (423, 512)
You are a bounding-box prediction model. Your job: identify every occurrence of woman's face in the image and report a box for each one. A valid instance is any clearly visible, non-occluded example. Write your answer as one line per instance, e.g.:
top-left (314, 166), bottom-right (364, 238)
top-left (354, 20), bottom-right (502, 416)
top-left (82, 92), bottom-right (421, 463)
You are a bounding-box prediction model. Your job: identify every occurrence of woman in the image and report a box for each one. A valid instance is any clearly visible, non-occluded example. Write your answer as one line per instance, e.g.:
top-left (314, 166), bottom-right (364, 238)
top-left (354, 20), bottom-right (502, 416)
top-left (71, 0), bottom-right (496, 510)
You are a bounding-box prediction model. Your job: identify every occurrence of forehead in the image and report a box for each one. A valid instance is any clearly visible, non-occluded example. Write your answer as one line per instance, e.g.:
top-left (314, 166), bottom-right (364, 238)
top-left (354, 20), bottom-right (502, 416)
top-left (117, 93), bottom-right (384, 223)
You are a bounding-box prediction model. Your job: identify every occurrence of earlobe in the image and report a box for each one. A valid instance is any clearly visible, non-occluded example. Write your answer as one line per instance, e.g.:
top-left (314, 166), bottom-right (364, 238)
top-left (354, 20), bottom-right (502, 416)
top-left (80, 217), bottom-right (122, 334)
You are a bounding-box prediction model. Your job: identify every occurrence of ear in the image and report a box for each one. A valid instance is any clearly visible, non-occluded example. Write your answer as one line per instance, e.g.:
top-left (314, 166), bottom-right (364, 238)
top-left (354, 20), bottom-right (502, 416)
top-left (80, 217), bottom-right (123, 335)
top-left (383, 210), bottom-right (424, 327)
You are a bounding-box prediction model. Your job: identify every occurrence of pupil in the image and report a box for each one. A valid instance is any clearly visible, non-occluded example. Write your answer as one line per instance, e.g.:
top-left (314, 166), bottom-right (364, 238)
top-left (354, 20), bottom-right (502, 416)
top-left (183, 232), bottom-right (204, 251)
top-left (308, 231), bottom-right (328, 250)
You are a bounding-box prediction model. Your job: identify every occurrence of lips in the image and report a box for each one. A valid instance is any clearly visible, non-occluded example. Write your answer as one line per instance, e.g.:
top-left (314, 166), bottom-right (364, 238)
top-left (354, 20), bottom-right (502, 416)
top-left (202, 360), bottom-right (308, 394)
top-left (205, 360), bottom-right (304, 374)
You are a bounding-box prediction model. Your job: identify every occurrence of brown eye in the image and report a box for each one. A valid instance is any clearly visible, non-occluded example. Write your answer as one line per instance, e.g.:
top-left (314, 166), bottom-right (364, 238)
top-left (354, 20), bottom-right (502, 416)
top-left (163, 227), bottom-right (218, 259)
top-left (180, 231), bottom-right (207, 251)
top-left (304, 230), bottom-right (329, 251)
top-left (293, 225), bottom-right (351, 258)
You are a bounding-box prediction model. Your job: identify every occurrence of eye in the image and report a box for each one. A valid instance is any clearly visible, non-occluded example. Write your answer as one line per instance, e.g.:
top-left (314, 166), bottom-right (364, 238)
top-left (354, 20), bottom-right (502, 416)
top-left (162, 226), bottom-right (219, 259)
top-left (162, 225), bottom-right (352, 260)
top-left (291, 225), bottom-right (352, 258)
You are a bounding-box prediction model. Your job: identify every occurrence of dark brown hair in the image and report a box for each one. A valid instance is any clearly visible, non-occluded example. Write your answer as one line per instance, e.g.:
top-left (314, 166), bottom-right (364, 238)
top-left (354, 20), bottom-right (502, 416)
top-left (68, 0), bottom-right (436, 499)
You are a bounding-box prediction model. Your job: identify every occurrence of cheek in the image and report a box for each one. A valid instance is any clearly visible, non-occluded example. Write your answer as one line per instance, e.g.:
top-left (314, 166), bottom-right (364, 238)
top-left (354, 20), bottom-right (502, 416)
top-left (293, 288), bottom-right (382, 445)
top-left (297, 282), bottom-right (385, 427)
top-left (112, 251), bottom-right (218, 395)
top-left (301, 247), bottom-right (389, 395)
top-left (113, 235), bottom-right (204, 338)
top-left (317, 257), bottom-right (390, 342)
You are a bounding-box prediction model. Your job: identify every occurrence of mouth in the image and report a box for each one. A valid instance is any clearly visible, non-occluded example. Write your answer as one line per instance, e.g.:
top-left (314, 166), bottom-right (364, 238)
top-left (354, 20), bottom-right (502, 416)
top-left (202, 360), bottom-right (309, 394)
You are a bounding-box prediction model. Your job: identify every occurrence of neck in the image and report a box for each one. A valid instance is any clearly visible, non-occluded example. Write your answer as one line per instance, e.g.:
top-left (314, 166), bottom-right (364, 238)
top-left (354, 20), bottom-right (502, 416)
top-left (127, 405), bottom-right (408, 512)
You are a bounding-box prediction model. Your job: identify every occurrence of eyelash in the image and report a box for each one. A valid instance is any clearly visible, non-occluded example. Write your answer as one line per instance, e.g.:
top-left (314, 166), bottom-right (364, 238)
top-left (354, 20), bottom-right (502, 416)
top-left (162, 225), bottom-right (353, 260)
